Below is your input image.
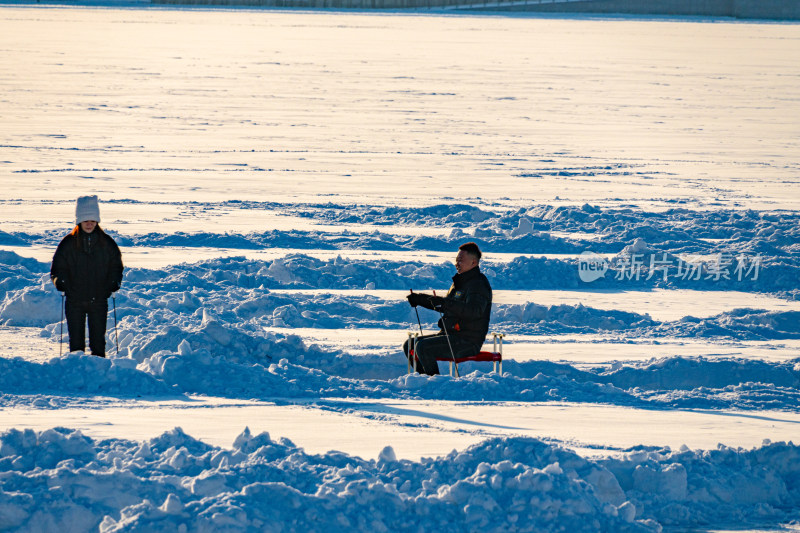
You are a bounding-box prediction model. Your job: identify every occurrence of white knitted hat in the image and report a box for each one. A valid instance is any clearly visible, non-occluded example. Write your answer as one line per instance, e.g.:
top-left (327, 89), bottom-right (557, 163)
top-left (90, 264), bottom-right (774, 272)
top-left (75, 195), bottom-right (101, 225)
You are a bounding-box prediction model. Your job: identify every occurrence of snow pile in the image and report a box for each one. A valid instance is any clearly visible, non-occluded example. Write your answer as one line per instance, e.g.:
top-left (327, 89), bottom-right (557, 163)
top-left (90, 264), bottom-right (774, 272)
top-left (0, 427), bottom-right (653, 532)
top-left (139, 354), bottom-right (392, 400)
top-left (3, 427), bottom-right (800, 532)
top-left (6, 202), bottom-right (800, 294)
top-left (634, 381), bottom-right (800, 411)
top-left (387, 358), bottom-right (800, 411)
top-left (0, 252), bottom-right (59, 327)
top-left (603, 356), bottom-right (800, 391)
top-left (387, 369), bottom-right (638, 405)
top-left (494, 302), bottom-right (655, 332)
top-left (0, 353), bottom-right (177, 397)
top-left (0, 231), bottom-right (29, 247)
top-left (271, 202), bottom-right (800, 258)
top-left (3, 251), bottom-right (798, 343)
top-left (287, 203), bottom-right (800, 257)
top-left (113, 251), bottom-right (797, 294)
top-left (710, 309), bottom-right (800, 339)
top-left (7, 349), bottom-right (800, 411)
top-left (0, 283), bottom-right (62, 327)
top-left (600, 440), bottom-right (800, 528)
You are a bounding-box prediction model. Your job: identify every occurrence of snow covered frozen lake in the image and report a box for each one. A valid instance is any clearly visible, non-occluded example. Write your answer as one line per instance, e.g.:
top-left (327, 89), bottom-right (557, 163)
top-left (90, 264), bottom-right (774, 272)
top-left (1, 5), bottom-right (799, 532)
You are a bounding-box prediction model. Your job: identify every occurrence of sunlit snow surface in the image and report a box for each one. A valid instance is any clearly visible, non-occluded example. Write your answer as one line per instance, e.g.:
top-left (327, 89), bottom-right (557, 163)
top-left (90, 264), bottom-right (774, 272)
top-left (1, 6), bottom-right (800, 532)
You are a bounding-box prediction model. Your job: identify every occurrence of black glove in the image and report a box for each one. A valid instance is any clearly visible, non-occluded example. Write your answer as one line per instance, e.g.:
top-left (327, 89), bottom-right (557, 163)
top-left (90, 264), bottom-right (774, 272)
top-left (407, 293), bottom-right (446, 310)
top-left (53, 277), bottom-right (67, 292)
top-left (429, 296), bottom-right (446, 311)
top-left (407, 292), bottom-right (426, 308)
top-left (109, 281), bottom-right (121, 294)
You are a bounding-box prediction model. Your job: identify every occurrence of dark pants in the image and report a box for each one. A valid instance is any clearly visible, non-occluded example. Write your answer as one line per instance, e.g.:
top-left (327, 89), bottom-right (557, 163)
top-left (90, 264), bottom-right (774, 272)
top-left (403, 333), bottom-right (480, 376)
top-left (65, 298), bottom-right (108, 357)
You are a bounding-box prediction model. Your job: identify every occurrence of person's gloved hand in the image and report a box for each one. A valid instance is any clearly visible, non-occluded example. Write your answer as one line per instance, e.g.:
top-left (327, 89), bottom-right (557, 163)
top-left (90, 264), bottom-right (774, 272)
top-left (53, 277), bottom-right (67, 292)
top-left (429, 295), bottom-right (446, 311)
top-left (109, 281), bottom-right (121, 294)
top-left (407, 292), bottom-right (426, 308)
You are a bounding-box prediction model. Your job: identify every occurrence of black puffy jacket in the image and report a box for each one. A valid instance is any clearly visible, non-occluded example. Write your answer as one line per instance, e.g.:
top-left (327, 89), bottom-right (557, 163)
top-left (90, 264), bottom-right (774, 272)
top-left (51, 226), bottom-right (124, 301)
top-left (418, 266), bottom-right (492, 347)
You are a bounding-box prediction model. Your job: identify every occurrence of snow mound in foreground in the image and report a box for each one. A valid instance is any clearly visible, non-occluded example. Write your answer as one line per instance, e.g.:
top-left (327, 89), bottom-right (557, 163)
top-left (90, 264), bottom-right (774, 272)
top-left (0, 352), bottom-right (177, 397)
top-left (3, 427), bottom-right (800, 532)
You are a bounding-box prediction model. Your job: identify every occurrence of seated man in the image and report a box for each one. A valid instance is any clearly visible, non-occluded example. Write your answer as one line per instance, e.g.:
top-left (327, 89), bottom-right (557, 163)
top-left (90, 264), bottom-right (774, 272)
top-left (403, 242), bottom-right (492, 375)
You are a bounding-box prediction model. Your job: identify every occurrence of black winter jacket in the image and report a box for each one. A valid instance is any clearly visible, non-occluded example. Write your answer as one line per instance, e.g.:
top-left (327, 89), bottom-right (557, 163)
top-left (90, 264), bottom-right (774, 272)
top-left (419, 267), bottom-right (492, 347)
top-left (51, 226), bottom-right (124, 302)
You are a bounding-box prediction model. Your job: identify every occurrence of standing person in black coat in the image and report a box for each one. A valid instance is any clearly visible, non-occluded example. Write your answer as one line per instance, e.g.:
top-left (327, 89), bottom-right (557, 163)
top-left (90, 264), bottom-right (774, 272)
top-left (51, 195), bottom-right (124, 357)
top-left (403, 242), bottom-right (492, 375)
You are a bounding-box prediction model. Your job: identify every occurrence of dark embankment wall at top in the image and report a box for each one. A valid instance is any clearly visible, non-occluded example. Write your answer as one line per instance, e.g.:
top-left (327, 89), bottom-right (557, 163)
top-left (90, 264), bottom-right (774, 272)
top-left (154, 0), bottom-right (800, 19)
top-left (490, 0), bottom-right (800, 20)
top-left (495, 0), bottom-right (732, 16)
top-left (733, 0), bottom-right (800, 19)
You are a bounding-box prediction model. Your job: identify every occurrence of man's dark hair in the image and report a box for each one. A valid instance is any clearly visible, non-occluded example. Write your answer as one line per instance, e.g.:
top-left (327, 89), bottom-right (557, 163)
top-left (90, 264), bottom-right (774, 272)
top-left (459, 242), bottom-right (482, 261)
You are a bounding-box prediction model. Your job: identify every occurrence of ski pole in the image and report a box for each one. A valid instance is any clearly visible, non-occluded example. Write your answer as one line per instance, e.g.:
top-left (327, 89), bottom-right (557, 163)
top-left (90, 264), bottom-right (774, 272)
top-left (59, 294), bottom-right (65, 356)
top-left (112, 294), bottom-right (120, 356)
top-left (413, 332), bottom-right (419, 374)
top-left (439, 315), bottom-right (459, 378)
top-left (408, 290), bottom-right (424, 374)
top-left (433, 290), bottom-right (459, 378)
top-left (409, 290), bottom-right (424, 335)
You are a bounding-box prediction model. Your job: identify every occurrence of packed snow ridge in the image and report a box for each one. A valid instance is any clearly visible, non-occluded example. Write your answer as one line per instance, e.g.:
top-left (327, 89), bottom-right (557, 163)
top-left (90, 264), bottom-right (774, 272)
top-left (2, 426), bottom-right (799, 532)
top-left (3, 202), bottom-right (800, 258)
top-left (1, 250), bottom-right (799, 411)
top-left (3, 202), bottom-right (799, 294)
